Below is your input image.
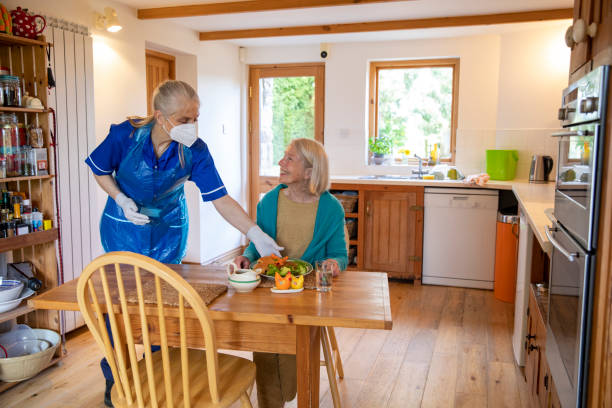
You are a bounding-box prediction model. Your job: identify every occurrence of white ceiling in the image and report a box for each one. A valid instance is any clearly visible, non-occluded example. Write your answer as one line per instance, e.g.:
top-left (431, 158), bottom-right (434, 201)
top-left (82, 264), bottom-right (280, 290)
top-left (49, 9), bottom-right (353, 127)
top-left (117, 0), bottom-right (573, 46)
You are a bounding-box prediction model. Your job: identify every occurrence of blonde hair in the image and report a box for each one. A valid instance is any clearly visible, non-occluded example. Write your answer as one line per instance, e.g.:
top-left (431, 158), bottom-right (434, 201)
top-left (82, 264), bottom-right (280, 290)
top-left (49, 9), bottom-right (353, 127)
top-left (127, 80), bottom-right (199, 167)
top-left (128, 80), bottom-right (199, 128)
top-left (291, 138), bottom-right (330, 196)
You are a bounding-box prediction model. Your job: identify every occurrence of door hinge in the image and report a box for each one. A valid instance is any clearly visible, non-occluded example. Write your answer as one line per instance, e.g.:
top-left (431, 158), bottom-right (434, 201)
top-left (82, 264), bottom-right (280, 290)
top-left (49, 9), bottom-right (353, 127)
top-left (408, 256), bottom-right (422, 262)
top-left (249, 86), bottom-right (252, 98)
top-left (410, 205), bottom-right (424, 211)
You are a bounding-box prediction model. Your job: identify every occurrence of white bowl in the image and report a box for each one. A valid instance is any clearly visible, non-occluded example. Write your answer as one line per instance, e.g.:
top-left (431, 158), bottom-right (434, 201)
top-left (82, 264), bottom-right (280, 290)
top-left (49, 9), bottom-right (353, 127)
top-left (0, 288), bottom-right (35, 313)
top-left (228, 277), bottom-right (260, 293)
top-left (0, 281), bottom-right (24, 303)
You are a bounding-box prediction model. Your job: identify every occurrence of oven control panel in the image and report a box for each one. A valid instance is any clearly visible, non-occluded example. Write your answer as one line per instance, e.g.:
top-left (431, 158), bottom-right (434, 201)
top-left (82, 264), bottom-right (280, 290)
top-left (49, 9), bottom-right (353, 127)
top-left (559, 65), bottom-right (609, 126)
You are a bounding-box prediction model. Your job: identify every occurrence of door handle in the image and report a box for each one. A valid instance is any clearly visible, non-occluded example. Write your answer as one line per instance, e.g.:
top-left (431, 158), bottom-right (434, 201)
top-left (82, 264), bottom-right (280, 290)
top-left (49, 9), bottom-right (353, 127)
top-left (551, 130), bottom-right (588, 137)
top-left (544, 225), bottom-right (580, 262)
top-left (452, 196), bottom-right (468, 200)
top-left (366, 201), bottom-right (371, 216)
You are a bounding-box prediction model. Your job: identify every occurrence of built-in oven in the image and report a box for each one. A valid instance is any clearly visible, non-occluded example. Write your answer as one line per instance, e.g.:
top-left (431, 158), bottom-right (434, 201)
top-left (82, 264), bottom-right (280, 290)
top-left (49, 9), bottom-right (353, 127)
top-left (548, 64), bottom-right (609, 408)
top-left (545, 221), bottom-right (592, 408)
top-left (553, 123), bottom-right (601, 250)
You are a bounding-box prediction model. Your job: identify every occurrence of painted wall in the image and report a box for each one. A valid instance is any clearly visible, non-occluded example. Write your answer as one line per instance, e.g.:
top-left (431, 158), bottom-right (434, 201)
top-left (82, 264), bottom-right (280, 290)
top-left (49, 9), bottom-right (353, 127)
top-left (4, 0), bottom-right (244, 263)
top-left (245, 21), bottom-right (570, 178)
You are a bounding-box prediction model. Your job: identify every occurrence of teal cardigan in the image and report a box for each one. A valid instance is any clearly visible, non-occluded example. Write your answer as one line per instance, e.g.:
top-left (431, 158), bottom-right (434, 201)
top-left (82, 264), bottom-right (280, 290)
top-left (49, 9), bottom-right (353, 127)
top-left (243, 185), bottom-right (348, 270)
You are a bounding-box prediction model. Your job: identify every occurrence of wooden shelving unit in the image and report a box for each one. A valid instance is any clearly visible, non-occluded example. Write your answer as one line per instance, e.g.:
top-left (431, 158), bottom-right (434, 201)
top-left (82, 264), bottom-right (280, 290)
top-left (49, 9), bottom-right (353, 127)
top-left (0, 302), bottom-right (34, 324)
top-left (0, 32), bottom-right (49, 47)
top-left (0, 106), bottom-right (50, 114)
top-left (0, 228), bottom-right (58, 252)
top-left (331, 183), bottom-right (364, 270)
top-left (0, 175), bottom-right (53, 183)
top-left (0, 34), bottom-right (62, 391)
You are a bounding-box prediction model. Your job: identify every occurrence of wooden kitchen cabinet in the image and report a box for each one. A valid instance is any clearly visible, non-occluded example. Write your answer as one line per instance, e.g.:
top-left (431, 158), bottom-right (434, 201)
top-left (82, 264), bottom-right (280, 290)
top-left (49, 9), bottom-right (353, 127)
top-left (363, 185), bottom-right (423, 280)
top-left (525, 284), bottom-right (560, 408)
top-left (330, 183), bottom-right (424, 279)
top-left (568, 0), bottom-right (612, 76)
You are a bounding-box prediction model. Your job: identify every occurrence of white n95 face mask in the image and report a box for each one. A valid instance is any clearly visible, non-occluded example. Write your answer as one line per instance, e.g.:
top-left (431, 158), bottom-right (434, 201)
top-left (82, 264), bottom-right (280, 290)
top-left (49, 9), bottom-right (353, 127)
top-left (163, 117), bottom-right (198, 147)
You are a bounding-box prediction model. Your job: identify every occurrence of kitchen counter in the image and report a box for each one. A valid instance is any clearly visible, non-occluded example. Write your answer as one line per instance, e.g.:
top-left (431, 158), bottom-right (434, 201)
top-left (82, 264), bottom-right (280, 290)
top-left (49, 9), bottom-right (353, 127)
top-left (331, 176), bottom-right (555, 254)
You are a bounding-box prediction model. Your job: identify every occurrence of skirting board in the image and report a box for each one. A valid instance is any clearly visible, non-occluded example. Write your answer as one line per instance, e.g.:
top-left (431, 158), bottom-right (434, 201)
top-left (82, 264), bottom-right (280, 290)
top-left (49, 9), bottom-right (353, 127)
top-left (422, 276), bottom-right (494, 290)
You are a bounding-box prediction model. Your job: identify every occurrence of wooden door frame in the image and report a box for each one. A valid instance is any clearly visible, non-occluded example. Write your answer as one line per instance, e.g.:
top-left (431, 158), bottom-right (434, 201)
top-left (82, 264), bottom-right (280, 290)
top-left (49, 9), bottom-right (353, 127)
top-left (247, 63), bottom-right (325, 216)
top-left (145, 49), bottom-right (176, 114)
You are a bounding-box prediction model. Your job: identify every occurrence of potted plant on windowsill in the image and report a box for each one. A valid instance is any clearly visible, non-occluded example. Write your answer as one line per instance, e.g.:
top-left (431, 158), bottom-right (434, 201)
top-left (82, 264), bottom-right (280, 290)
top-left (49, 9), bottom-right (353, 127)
top-left (369, 136), bottom-right (393, 165)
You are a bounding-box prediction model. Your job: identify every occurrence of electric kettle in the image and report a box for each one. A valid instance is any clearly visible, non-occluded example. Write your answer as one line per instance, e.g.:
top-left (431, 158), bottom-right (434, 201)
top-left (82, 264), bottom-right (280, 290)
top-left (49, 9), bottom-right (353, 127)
top-left (529, 155), bottom-right (553, 183)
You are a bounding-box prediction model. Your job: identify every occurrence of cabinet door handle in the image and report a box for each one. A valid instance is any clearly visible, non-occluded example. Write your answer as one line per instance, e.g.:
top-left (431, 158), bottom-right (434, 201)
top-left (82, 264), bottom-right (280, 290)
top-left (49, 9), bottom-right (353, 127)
top-left (526, 334), bottom-right (536, 341)
top-left (528, 344), bottom-right (539, 353)
top-left (366, 201), bottom-right (371, 216)
top-left (544, 374), bottom-right (549, 390)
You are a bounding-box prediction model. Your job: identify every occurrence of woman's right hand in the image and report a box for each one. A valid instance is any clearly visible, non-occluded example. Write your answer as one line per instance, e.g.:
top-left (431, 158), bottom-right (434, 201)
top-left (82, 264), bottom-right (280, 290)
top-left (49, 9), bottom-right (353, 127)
top-left (114, 192), bottom-right (150, 225)
top-left (233, 256), bottom-right (251, 269)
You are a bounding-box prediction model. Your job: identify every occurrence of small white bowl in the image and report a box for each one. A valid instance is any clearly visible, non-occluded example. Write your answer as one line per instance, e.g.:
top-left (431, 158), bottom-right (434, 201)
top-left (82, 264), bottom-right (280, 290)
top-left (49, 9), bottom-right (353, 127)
top-left (228, 277), bottom-right (260, 293)
top-left (0, 281), bottom-right (24, 303)
top-left (0, 288), bottom-right (34, 313)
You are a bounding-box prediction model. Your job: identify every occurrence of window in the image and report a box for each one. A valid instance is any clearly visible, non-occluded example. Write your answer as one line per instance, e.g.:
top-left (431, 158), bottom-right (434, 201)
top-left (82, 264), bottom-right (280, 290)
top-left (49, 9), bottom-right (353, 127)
top-left (368, 58), bottom-right (459, 164)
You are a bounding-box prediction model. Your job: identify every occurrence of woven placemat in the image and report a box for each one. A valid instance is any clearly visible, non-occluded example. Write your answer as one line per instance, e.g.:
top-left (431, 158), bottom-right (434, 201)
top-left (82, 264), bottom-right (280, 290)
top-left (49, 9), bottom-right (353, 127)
top-left (258, 272), bottom-right (316, 290)
top-left (125, 280), bottom-right (227, 306)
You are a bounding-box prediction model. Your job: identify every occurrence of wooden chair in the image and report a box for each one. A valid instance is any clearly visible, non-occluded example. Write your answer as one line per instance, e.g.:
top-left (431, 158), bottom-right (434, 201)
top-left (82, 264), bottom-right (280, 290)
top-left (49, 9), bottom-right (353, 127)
top-left (321, 327), bottom-right (344, 408)
top-left (77, 251), bottom-right (255, 408)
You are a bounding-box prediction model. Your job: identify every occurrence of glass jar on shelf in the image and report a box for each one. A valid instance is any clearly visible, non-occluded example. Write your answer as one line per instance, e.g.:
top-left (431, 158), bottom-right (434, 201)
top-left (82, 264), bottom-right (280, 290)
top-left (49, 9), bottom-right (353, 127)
top-left (0, 75), bottom-right (22, 107)
top-left (0, 114), bottom-right (17, 177)
top-left (27, 124), bottom-right (44, 148)
top-left (22, 146), bottom-right (35, 176)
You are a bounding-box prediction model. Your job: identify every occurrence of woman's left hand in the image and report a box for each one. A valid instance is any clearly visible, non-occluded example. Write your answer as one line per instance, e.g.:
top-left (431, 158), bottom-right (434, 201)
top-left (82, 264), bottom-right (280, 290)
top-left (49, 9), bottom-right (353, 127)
top-left (323, 259), bottom-right (340, 277)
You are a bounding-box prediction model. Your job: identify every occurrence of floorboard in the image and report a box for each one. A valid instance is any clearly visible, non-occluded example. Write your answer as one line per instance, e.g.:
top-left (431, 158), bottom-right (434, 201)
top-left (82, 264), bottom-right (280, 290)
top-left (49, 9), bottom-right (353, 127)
top-left (0, 282), bottom-right (530, 407)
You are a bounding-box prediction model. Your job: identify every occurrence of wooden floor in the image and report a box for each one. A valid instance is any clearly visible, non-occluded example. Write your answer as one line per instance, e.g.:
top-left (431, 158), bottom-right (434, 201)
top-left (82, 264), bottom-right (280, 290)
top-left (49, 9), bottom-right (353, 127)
top-left (0, 282), bottom-right (529, 408)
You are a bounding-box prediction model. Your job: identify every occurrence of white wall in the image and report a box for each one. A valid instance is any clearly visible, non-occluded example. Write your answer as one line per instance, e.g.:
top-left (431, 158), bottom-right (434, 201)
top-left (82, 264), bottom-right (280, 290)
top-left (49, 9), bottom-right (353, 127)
top-left (5, 0), bottom-right (243, 263)
top-left (494, 23), bottom-right (569, 179)
top-left (246, 21), bottom-right (570, 178)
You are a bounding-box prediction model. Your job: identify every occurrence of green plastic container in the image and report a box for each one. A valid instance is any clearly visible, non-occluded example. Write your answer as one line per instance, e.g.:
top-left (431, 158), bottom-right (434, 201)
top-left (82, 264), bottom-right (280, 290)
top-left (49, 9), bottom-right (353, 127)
top-left (486, 150), bottom-right (518, 180)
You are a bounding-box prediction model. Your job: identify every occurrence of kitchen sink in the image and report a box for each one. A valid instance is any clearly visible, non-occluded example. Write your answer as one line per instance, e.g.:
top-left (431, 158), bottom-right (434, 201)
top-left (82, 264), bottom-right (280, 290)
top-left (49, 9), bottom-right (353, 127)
top-left (357, 174), bottom-right (415, 180)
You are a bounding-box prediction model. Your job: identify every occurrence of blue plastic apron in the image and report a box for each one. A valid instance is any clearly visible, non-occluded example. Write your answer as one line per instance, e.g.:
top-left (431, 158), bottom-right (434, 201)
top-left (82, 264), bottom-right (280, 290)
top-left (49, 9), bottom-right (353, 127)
top-left (99, 124), bottom-right (192, 264)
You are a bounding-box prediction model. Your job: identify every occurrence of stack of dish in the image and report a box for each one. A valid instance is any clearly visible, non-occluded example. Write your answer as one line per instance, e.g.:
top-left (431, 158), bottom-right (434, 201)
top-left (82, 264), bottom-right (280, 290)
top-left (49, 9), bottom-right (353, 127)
top-left (0, 280), bottom-right (34, 313)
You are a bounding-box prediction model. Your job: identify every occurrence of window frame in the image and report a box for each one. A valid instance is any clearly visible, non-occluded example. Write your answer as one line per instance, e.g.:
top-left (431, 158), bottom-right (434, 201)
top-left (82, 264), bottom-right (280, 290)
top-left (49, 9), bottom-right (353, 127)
top-left (368, 58), bottom-right (460, 164)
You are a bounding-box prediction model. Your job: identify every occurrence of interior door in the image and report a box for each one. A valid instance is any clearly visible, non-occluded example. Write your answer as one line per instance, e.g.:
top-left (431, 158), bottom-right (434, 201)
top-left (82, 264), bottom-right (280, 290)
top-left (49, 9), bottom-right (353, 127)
top-left (363, 189), bottom-right (423, 279)
top-left (248, 63), bottom-right (325, 216)
top-left (145, 50), bottom-right (176, 115)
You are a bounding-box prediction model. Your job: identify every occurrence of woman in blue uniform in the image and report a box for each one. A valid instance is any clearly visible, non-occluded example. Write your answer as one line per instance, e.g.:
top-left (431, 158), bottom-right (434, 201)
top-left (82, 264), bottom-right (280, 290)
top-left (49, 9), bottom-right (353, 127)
top-left (86, 80), bottom-right (281, 407)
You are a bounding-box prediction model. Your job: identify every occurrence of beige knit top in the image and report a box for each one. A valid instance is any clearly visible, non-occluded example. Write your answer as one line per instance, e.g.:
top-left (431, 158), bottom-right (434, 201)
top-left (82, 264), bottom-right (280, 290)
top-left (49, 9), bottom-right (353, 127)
top-left (275, 190), bottom-right (319, 259)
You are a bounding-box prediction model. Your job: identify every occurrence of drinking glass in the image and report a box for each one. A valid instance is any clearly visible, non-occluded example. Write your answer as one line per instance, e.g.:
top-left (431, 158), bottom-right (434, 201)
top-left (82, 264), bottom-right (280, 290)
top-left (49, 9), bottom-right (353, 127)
top-left (316, 261), bottom-right (333, 292)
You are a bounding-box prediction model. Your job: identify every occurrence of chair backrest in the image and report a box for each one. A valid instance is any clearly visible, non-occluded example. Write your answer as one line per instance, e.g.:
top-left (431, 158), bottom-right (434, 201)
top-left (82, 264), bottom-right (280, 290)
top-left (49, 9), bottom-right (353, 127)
top-left (77, 251), bottom-right (221, 407)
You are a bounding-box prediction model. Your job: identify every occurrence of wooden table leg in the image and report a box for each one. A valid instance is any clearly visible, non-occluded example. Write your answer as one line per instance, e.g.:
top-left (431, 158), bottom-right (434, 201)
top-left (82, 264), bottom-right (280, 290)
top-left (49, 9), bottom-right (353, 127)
top-left (297, 326), bottom-right (320, 408)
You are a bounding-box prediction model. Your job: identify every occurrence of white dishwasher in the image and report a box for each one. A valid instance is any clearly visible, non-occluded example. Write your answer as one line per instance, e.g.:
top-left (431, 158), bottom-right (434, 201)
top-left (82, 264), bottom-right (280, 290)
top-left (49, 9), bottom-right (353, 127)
top-left (422, 188), bottom-right (499, 289)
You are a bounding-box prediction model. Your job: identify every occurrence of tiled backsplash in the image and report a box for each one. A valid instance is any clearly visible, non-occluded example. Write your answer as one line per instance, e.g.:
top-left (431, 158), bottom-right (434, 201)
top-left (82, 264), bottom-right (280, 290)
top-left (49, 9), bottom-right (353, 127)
top-left (454, 128), bottom-right (560, 179)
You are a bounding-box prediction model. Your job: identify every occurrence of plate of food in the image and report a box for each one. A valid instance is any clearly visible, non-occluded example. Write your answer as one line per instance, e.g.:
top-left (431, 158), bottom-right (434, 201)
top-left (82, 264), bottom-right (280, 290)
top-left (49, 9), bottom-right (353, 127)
top-left (251, 255), bottom-right (312, 279)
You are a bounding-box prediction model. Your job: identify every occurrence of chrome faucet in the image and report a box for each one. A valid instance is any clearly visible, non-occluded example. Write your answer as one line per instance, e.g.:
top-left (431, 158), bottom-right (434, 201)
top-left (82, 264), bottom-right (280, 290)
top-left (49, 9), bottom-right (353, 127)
top-left (413, 154), bottom-right (426, 179)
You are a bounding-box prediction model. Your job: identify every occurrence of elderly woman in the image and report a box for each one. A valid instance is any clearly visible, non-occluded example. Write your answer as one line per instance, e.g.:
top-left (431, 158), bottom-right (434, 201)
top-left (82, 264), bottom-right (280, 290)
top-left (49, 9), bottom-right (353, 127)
top-left (234, 137), bottom-right (348, 408)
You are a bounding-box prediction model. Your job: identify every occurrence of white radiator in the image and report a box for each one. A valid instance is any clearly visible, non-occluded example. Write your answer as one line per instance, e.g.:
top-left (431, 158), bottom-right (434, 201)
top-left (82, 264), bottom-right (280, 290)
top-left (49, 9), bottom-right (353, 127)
top-left (44, 18), bottom-right (99, 333)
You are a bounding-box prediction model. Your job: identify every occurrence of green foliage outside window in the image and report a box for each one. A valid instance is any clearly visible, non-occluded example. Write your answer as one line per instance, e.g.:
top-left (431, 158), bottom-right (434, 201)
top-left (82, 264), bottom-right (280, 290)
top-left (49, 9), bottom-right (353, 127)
top-left (271, 77), bottom-right (315, 163)
top-left (376, 66), bottom-right (454, 159)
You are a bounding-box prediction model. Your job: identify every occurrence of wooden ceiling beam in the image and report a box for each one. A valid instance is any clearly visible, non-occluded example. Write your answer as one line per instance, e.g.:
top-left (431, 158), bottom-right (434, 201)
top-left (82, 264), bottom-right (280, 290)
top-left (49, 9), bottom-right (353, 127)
top-left (138, 0), bottom-right (409, 19)
top-left (199, 8), bottom-right (573, 40)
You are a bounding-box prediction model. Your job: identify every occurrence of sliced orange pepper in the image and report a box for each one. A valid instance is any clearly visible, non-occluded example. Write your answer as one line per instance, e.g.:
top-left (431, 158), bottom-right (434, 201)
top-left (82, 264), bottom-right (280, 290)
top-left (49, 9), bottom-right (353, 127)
top-left (275, 272), bottom-right (292, 290)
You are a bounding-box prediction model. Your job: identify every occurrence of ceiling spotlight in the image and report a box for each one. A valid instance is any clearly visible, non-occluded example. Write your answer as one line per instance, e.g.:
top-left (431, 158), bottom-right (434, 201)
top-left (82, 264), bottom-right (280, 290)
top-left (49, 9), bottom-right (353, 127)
top-left (94, 7), bottom-right (122, 33)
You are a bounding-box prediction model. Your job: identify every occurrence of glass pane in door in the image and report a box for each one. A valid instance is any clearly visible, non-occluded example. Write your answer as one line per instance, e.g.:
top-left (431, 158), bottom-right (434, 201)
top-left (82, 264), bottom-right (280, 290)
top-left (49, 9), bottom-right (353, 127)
top-left (259, 76), bottom-right (315, 176)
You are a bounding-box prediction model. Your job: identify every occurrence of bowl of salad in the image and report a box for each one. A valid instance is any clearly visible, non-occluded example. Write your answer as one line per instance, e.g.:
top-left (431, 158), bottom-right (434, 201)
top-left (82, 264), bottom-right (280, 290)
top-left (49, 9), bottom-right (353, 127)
top-left (251, 255), bottom-right (312, 279)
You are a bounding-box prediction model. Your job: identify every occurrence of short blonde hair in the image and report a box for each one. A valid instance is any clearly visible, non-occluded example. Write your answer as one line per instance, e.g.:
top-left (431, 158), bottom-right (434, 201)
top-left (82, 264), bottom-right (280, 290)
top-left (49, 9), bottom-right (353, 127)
top-left (291, 138), bottom-right (330, 196)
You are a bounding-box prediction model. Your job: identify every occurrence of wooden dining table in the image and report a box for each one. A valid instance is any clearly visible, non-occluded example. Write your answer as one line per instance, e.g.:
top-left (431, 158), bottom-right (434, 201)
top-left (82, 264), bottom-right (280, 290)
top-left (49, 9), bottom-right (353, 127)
top-left (28, 264), bottom-right (392, 408)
